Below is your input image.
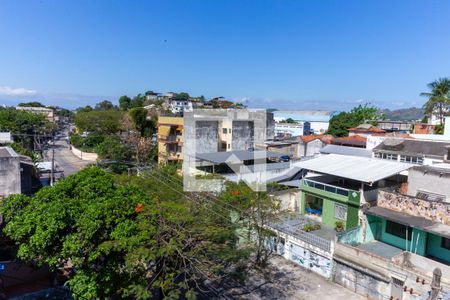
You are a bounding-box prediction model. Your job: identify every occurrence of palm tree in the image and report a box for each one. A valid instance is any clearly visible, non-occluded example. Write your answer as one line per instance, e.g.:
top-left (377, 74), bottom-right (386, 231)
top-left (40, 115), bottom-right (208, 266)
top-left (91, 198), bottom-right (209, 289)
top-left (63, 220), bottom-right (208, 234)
top-left (420, 78), bottom-right (450, 125)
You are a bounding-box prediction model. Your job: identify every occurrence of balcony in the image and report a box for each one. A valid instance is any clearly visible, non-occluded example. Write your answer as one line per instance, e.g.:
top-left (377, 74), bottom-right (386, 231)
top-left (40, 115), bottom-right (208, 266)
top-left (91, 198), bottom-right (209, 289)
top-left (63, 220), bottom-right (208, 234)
top-left (270, 214), bottom-right (336, 253)
top-left (161, 135), bottom-right (183, 144)
top-left (301, 178), bottom-right (360, 206)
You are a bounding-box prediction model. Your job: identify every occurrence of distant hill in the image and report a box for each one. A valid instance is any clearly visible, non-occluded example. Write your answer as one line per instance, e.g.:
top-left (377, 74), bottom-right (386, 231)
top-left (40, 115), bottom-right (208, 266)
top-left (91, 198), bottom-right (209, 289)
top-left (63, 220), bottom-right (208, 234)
top-left (380, 107), bottom-right (424, 121)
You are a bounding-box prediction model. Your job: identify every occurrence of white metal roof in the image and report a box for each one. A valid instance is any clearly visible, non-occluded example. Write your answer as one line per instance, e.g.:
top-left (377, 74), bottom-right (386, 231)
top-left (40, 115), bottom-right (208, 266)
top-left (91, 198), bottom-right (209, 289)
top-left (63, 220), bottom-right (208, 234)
top-left (292, 154), bottom-right (412, 183)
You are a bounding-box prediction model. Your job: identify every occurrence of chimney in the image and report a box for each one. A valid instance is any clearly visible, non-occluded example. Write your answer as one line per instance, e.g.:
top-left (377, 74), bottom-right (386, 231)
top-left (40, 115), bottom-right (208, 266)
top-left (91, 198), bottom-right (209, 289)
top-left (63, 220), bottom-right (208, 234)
top-left (444, 116), bottom-right (450, 137)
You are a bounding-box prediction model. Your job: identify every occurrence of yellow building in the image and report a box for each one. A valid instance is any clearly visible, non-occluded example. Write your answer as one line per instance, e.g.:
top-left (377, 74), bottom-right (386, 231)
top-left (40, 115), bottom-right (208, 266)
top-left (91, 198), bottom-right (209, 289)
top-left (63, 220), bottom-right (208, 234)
top-left (157, 116), bottom-right (184, 163)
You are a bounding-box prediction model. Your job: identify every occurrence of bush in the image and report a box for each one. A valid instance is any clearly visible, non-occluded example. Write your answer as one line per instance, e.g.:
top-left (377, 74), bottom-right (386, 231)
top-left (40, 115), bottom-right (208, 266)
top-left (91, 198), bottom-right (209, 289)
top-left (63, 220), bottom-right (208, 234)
top-left (69, 134), bottom-right (106, 152)
top-left (95, 136), bottom-right (130, 161)
top-left (335, 221), bottom-right (345, 232)
top-left (303, 223), bottom-right (321, 232)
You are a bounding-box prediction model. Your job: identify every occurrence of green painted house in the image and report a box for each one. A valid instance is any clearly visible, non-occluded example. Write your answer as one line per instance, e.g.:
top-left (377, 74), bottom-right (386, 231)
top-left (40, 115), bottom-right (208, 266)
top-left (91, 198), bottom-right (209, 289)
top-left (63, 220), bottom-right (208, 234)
top-left (294, 154), bottom-right (412, 231)
top-left (363, 186), bottom-right (450, 265)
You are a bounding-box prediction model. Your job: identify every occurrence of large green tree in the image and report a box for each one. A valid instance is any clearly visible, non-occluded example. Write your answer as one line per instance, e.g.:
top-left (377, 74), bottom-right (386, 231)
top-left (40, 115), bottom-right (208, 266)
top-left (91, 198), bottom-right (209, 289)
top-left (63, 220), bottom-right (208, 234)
top-left (74, 109), bottom-right (123, 134)
top-left (0, 107), bottom-right (53, 154)
top-left (219, 181), bottom-right (281, 267)
top-left (420, 77), bottom-right (450, 125)
top-left (1, 167), bottom-right (248, 299)
top-left (327, 104), bottom-right (382, 137)
top-left (119, 95), bottom-right (131, 111)
top-left (95, 100), bottom-right (116, 110)
top-left (129, 107), bottom-right (156, 137)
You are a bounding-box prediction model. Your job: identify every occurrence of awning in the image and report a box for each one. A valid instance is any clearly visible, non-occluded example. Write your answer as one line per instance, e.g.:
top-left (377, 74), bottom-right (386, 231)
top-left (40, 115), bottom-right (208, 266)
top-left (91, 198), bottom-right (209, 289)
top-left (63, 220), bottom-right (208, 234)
top-left (158, 125), bottom-right (171, 137)
top-left (291, 154), bottom-right (412, 183)
top-left (365, 206), bottom-right (450, 239)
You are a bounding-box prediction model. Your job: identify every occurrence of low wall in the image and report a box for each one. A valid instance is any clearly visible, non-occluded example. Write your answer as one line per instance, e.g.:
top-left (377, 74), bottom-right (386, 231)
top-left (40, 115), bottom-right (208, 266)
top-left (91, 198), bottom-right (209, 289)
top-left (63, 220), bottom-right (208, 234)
top-left (378, 190), bottom-right (450, 225)
top-left (70, 145), bottom-right (98, 161)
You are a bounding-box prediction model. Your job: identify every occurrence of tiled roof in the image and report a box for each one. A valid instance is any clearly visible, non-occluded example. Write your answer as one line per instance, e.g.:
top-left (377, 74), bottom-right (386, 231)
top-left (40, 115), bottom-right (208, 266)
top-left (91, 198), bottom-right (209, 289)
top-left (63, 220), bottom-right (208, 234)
top-left (348, 124), bottom-right (385, 133)
top-left (332, 135), bottom-right (367, 146)
top-left (299, 134), bottom-right (333, 144)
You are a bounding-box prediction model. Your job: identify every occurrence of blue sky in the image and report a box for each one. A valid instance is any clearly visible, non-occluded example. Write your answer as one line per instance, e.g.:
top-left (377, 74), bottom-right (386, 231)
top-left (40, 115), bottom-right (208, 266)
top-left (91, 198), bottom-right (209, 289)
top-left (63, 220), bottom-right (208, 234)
top-left (0, 0), bottom-right (449, 110)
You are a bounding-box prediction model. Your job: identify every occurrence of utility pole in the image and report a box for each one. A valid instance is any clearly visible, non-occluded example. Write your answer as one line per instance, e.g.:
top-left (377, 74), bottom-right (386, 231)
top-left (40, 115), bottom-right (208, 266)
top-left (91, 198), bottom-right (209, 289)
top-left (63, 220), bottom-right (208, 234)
top-left (50, 131), bottom-right (55, 186)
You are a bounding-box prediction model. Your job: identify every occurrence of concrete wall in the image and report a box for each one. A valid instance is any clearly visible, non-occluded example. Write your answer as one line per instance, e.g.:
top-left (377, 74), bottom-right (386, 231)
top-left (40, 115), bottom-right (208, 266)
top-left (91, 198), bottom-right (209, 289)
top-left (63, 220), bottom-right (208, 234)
top-left (334, 260), bottom-right (389, 300)
top-left (196, 120), bottom-right (219, 153)
top-left (272, 189), bottom-right (300, 212)
top-left (232, 120), bottom-right (254, 150)
top-left (70, 145), bottom-right (98, 161)
top-left (272, 229), bottom-right (334, 279)
top-left (407, 168), bottom-right (450, 202)
top-left (298, 139), bottom-right (325, 157)
top-left (0, 152), bottom-right (21, 197)
top-left (378, 190), bottom-right (450, 225)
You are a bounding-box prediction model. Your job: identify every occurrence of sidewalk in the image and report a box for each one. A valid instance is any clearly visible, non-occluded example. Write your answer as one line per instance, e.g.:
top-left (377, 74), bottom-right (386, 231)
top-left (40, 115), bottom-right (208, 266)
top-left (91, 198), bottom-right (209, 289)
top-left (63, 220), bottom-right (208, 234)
top-left (237, 255), bottom-right (364, 300)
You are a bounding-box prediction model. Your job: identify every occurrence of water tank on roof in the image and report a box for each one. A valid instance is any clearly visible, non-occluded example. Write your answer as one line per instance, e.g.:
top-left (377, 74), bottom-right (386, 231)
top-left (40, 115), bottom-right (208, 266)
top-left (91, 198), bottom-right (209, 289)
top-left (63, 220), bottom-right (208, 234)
top-left (303, 122), bottom-right (311, 136)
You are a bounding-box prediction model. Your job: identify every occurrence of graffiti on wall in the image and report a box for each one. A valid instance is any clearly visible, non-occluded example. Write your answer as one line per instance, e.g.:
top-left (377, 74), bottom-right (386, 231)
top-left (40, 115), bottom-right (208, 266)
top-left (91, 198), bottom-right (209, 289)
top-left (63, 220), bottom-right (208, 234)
top-left (290, 242), bottom-right (332, 278)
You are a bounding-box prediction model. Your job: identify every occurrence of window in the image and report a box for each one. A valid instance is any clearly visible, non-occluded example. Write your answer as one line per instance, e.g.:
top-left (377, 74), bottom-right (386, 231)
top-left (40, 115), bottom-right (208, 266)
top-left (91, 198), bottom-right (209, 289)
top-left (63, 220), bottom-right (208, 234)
top-left (227, 143), bottom-right (231, 149)
top-left (334, 203), bottom-right (347, 220)
top-left (441, 237), bottom-right (450, 250)
top-left (416, 190), bottom-right (445, 202)
top-left (385, 220), bottom-right (412, 240)
top-left (375, 152), bottom-right (398, 160)
top-left (400, 155), bottom-right (424, 165)
top-left (222, 128), bottom-right (228, 134)
top-left (229, 128), bottom-right (231, 133)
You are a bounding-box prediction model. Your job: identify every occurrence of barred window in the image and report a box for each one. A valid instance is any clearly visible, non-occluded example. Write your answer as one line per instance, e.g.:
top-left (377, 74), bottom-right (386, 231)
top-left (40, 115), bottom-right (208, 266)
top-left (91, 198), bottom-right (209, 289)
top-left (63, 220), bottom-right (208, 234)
top-left (334, 203), bottom-right (347, 220)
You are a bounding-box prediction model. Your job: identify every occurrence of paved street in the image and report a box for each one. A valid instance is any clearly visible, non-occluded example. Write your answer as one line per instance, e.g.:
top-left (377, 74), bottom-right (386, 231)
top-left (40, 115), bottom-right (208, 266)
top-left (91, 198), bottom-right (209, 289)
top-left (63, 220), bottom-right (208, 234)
top-left (235, 256), bottom-right (364, 300)
top-left (43, 136), bottom-right (92, 178)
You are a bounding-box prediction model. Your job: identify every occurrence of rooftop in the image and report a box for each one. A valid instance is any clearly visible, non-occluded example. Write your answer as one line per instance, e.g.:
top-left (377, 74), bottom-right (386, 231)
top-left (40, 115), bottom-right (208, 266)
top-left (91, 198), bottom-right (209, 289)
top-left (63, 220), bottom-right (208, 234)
top-left (373, 138), bottom-right (450, 158)
top-left (320, 144), bottom-right (372, 158)
top-left (365, 206), bottom-right (450, 239)
top-left (356, 240), bottom-right (403, 259)
top-left (195, 150), bottom-right (285, 164)
top-left (331, 135), bottom-right (367, 147)
top-left (348, 124), bottom-right (385, 133)
top-left (299, 134), bottom-right (333, 143)
top-left (273, 110), bottom-right (339, 122)
top-left (292, 154), bottom-right (412, 183)
top-left (0, 146), bottom-right (19, 158)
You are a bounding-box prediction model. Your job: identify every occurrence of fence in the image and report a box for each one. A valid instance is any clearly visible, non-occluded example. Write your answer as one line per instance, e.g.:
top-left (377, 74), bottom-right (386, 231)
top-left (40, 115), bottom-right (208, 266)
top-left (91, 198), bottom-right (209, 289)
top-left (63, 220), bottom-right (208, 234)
top-left (303, 178), bottom-right (350, 197)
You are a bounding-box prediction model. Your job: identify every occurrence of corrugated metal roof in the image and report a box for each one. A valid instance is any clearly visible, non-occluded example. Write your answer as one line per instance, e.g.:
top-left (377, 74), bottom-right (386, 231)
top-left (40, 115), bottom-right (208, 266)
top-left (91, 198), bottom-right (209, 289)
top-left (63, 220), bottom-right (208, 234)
top-left (292, 154), bottom-right (412, 183)
top-left (196, 150), bottom-right (285, 164)
top-left (273, 110), bottom-right (338, 122)
top-left (320, 144), bottom-right (372, 158)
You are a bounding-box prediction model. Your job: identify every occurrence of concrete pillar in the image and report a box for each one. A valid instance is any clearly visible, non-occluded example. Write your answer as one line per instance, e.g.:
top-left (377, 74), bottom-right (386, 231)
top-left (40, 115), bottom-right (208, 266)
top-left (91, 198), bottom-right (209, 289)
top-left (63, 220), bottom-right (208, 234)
top-left (444, 116), bottom-right (450, 137)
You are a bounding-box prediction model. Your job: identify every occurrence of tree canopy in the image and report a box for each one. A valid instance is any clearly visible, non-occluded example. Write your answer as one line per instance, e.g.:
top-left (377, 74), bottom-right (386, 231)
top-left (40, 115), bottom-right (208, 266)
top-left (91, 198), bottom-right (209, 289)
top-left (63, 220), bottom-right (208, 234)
top-left (95, 100), bottom-right (116, 110)
top-left (119, 95), bottom-right (132, 111)
top-left (420, 77), bottom-right (450, 125)
top-left (17, 101), bottom-right (46, 107)
top-left (1, 167), bottom-right (249, 299)
top-left (129, 107), bottom-right (156, 137)
top-left (0, 107), bottom-right (53, 154)
top-left (74, 109), bottom-right (123, 134)
top-left (327, 104), bottom-right (382, 137)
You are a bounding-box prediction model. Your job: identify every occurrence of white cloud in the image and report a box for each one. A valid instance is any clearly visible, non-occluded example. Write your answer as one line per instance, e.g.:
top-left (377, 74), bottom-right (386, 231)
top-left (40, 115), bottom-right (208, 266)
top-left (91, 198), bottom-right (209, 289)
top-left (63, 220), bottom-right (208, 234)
top-left (0, 85), bottom-right (38, 96)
